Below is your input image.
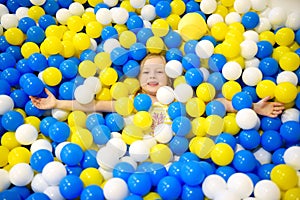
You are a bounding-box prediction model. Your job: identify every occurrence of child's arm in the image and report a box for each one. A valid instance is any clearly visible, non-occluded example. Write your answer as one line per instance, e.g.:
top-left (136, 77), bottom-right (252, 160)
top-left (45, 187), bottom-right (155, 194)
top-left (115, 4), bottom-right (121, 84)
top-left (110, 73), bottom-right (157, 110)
top-left (217, 96), bottom-right (285, 118)
top-left (30, 88), bottom-right (115, 113)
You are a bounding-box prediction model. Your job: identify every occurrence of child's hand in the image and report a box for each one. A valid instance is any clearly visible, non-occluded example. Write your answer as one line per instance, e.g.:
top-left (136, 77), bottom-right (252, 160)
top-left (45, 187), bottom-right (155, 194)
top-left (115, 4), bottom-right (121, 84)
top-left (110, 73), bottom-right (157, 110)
top-left (253, 96), bottom-right (285, 118)
top-left (29, 88), bottom-right (57, 110)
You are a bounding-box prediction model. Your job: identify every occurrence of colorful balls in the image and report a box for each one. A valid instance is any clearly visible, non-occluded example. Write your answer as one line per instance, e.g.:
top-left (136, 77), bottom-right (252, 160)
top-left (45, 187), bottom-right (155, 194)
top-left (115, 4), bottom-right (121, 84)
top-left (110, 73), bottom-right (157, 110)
top-left (227, 173), bottom-right (253, 199)
top-left (210, 143), bottom-right (234, 166)
top-left (123, 60), bottom-right (140, 78)
top-left (146, 36), bottom-right (165, 54)
top-left (73, 33), bottom-right (90, 51)
top-left (100, 67), bottom-right (118, 86)
top-left (254, 180), bottom-right (280, 200)
top-left (180, 161), bottom-right (205, 186)
top-left (202, 174), bottom-right (227, 199)
top-left (275, 27), bottom-right (295, 46)
top-left (256, 40), bottom-right (273, 59)
top-left (115, 96), bottom-right (134, 116)
top-left (4, 27), bottom-right (25, 46)
top-left (0, 95), bottom-right (14, 115)
top-left (205, 100), bottom-right (226, 117)
top-left (133, 111), bottom-right (152, 130)
top-left (222, 61), bottom-right (242, 81)
top-left (91, 125), bottom-right (111, 145)
top-left (283, 146), bottom-right (300, 170)
top-left (236, 108), bottom-right (258, 130)
top-left (133, 93), bottom-right (152, 112)
top-left (258, 57), bottom-right (279, 77)
top-left (78, 60), bottom-right (97, 78)
top-left (270, 164), bottom-right (298, 191)
top-left (81, 185), bottom-right (104, 200)
top-left (157, 176), bottom-right (181, 200)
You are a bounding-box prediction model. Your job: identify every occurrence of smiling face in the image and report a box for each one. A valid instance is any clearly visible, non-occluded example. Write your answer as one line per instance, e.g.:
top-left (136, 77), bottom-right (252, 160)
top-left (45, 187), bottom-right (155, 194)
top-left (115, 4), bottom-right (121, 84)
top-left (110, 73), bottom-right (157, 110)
top-left (138, 55), bottom-right (168, 96)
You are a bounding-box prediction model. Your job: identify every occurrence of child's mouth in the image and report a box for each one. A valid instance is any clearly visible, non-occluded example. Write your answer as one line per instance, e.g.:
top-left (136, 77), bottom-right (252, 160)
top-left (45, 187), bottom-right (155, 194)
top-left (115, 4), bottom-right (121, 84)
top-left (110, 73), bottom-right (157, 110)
top-left (148, 82), bottom-right (159, 87)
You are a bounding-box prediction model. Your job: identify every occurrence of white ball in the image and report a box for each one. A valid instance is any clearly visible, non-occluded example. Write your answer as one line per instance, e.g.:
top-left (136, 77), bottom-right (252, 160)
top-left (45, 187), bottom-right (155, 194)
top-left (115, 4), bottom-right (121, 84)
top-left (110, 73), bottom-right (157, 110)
top-left (56, 8), bottom-right (71, 25)
top-left (254, 180), bottom-right (280, 200)
top-left (214, 189), bottom-right (240, 200)
top-left (51, 108), bottom-right (69, 121)
top-left (74, 85), bottom-right (94, 104)
top-left (250, 0), bottom-right (267, 11)
top-left (165, 60), bottom-right (183, 78)
top-left (30, 139), bottom-right (53, 154)
top-left (129, 140), bottom-right (150, 162)
top-left (96, 146), bottom-right (120, 170)
top-left (30, 0), bottom-right (46, 6)
top-left (174, 83), bottom-right (194, 103)
top-left (0, 4), bottom-right (9, 18)
top-left (200, 0), bottom-right (217, 14)
top-left (240, 40), bottom-right (258, 59)
top-left (222, 61), bottom-right (242, 81)
top-left (286, 11), bottom-right (300, 30)
top-left (236, 108), bottom-right (258, 130)
top-left (98, 167), bottom-right (113, 180)
top-left (68, 2), bottom-right (85, 16)
top-left (227, 173), bottom-right (253, 199)
top-left (103, 0), bottom-right (118, 7)
top-left (111, 7), bottom-right (129, 25)
top-left (276, 71), bottom-right (298, 86)
top-left (42, 161), bottom-right (67, 186)
top-left (0, 95), bottom-right (14, 115)
top-left (225, 12), bottom-right (241, 24)
top-left (281, 108), bottom-right (300, 123)
top-left (207, 14), bottom-right (224, 28)
top-left (130, 0), bottom-right (146, 9)
top-left (254, 17), bottom-right (272, 33)
top-left (253, 147), bottom-right (272, 165)
top-left (199, 67), bottom-right (210, 82)
top-left (202, 174), bottom-right (227, 199)
top-left (96, 8), bottom-right (112, 25)
top-left (9, 163), bottom-right (34, 186)
top-left (89, 38), bottom-right (97, 51)
top-left (243, 30), bottom-right (259, 42)
top-left (0, 169), bottom-right (10, 191)
top-left (44, 186), bottom-right (64, 200)
top-left (15, 7), bottom-right (29, 20)
top-left (31, 173), bottom-right (49, 193)
top-left (245, 57), bottom-right (260, 68)
top-left (84, 76), bottom-right (102, 94)
top-left (141, 4), bottom-right (156, 21)
top-left (156, 86), bottom-right (175, 105)
top-left (234, 0), bottom-right (251, 13)
top-left (120, 156), bottom-right (137, 170)
top-left (103, 178), bottom-right (129, 200)
top-left (268, 7), bottom-right (287, 26)
top-left (1, 13), bottom-right (19, 29)
top-left (195, 40), bottom-right (215, 59)
top-left (235, 143), bottom-right (245, 152)
top-left (15, 124), bottom-right (38, 145)
top-left (242, 67), bottom-right (263, 86)
top-left (283, 146), bottom-right (300, 170)
top-left (103, 38), bottom-right (121, 53)
top-left (143, 134), bottom-right (157, 149)
top-left (143, 20), bottom-right (152, 28)
top-left (106, 137), bottom-right (127, 158)
top-left (154, 124), bottom-right (173, 144)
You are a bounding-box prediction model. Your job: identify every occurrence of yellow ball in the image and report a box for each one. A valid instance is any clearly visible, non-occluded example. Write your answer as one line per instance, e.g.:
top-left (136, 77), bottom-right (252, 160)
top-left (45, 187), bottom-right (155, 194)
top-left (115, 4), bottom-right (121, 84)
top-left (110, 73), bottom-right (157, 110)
top-left (279, 52), bottom-right (300, 71)
top-left (222, 80), bottom-right (242, 100)
top-left (123, 78), bottom-right (140, 95)
top-left (275, 27), bottom-right (295, 46)
top-left (114, 24), bottom-right (128, 35)
top-left (73, 33), bottom-right (91, 51)
top-left (222, 39), bottom-right (241, 59)
top-left (189, 136), bottom-right (215, 159)
top-left (121, 125), bottom-right (144, 145)
top-left (88, 0), bottom-right (103, 7)
top-left (225, 29), bottom-right (244, 43)
top-left (63, 30), bottom-right (76, 41)
top-left (60, 40), bottom-right (76, 58)
top-left (274, 82), bottom-right (298, 104)
top-left (68, 110), bottom-right (87, 128)
top-left (24, 116), bottom-right (41, 132)
top-left (146, 36), bottom-right (165, 54)
top-left (150, 144), bottom-right (172, 165)
top-left (196, 82), bottom-right (216, 102)
top-left (96, 87), bottom-right (112, 100)
top-left (211, 22), bottom-right (228, 41)
top-left (14, 108), bottom-right (27, 118)
top-left (86, 21), bottom-right (103, 38)
top-left (99, 67), bottom-right (118, 86)
top-left (119, 30), bottom-right (137, 49)
top-left (115, 97), bottom-right (134, 116)
top-left (220, 0), bottom-right (234, 7)
top-left (228, 22), bottom-right (245, 34)
top-left (256, 80), bottom-right (276, 99)
top-left (120, 0), bottom-right (135, 12)
top-left (80, 167), bottom-right (104, 187)
top-left (78, 60), bottom-right (97, 78)
top-left (284, 188), bottom-right (300, 200)
top-left (205, 115), bottom-right (224, 136)
top-left (110, 82), bottom-right (129, 100)
top-left (272, 46), bottom-right (291, 62)
top-left (289, 42), bottom-right (300, 52)
top-left (71, 128), bottom-right (93, 151)
top-left (210, 143), bottom-right (234, 166)
top-left (94, 52), bottom-right (112, 70)
top-left (173, 75), bottom-right (186, 88)
top-left (223, 114), bottom-right (240, 135)
top-left (259, 31), bottom-right (275, 45)
top-left (186, 97), bottom-right (206, 118)
top-left (166, 14), bottom-right (181, 31)
top-left (43, 36), bottom-right (63, 55)
top-left (144, 192), bottom-right (162, 200)
top-left (42, 67), bottom-right (63, 86)
top-left (45, 25), bottom-right (62, 38)
top-left (0, 146), bottom-right (9, 167)
top-left (270, 164), bottom-right (298, 191)
top-left (133, 111), bottom-right (153, 130)
top-left (82, 11), bottom-right (96, 25)
top-left (152, 19), bottom-right (170, 37)
top-left (170, 0), bottom-right (186, 15)
top-left (8, 147), bottom-right (31, 165)
top-left (214, 4), bottom-right (228, 18)
top-left (21, 42), bottom-right (40, 59)
top-left (178, 12), bottom-right (208, 41)
top-left (1, 132), bottom-right (20, 150)
top-left (191, 117), bottom-right (206, 137)
top-left (4, 27), bottom-right (25, 45)
top-left (67, 16), bottom-right (84, 32)
top-left (28, 6), bottom-right (45, 21)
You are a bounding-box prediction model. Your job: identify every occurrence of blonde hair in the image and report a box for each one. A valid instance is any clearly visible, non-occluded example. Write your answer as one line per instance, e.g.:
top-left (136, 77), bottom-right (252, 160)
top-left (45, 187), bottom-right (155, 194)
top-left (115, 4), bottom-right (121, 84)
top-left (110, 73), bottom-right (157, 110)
top-left (140, 54), bottom-right (167, 70)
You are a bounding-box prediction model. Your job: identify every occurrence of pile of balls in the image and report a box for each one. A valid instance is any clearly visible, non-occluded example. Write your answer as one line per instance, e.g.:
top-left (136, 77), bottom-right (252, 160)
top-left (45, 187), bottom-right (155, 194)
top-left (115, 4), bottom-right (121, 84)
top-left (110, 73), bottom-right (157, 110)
top-left (0, 0), bottom-right (300, 199)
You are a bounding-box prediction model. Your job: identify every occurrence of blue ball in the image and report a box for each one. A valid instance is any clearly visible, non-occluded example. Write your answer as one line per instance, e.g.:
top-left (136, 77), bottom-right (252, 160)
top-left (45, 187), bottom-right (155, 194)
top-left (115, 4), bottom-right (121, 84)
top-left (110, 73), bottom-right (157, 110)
top-left (57, 0), bottom-right (72, 8)
top-left (101, 26), bottom-right (118, 41)
top-left (1, 110), bottom-right (24, 131)
top-left (43, 0), bottom-right (60, 16)
top-left (137, 28), bottom-right (153, 44)
top-left (296, 29), bottom-right (300, 44)
top-left (0, 52), bottom-right (16, 71)
top-left (59, 81), bottom-right (75, 100)
top-left (172, 116), bottom-right (191, 137)
top-left (232, 92), bottom-right (253, 111)
top-left (0, 36), bottom-right (10, 52)
top-left (207, 72), bottom-right (226, 91)
top-left (80, 185), bottom-right (104, 200)
top-left (129, 43), bottom-right (147, 61)
top-left (26, 192), bottom-right (50, 200)
top-left (280, 121), bottom-right (300, 145)
top-left (180, 161), bottom-right (205, 186)
top-left (1, 68), bottom-right (21, 87)
top-left (10, 89), bottom-right (29, 108)
top-left (127, 172), bottom-right (152, 196)
top-left (261, 130), bottom-right (283, 152)
top-left (94, 3), bottom-right (109, 13)
top-left (257, 163), bottom-right (274, 180)
top-left (241, 11), bottom-right (259, 29)
top-left (18, 17), bottom-right (36, 33)
top-left (258, 57), bottom-right (279, 77)
top-left (110, 47), bottom-right (129, 65)
top-left (80, 49), bottom-right (97, 61)
top-left (167, 161), bottom-right (183, 181)
top-left (256, 41), bottom-right (273, 59)
top-left (296, 93), bottom-right (300, 110)
top-left (123, 60), bottom-right (140, 77)
top-left (134, 93), bottom-right (152, 112)
top-left (169, 136), bottom-right (189, 156)
top-left (60, 143), bottom-right (84, 166)
top-left (65, 165), bottom-right (82, 176)
top-left (179, 152), bottom-right (200, 163)
top-left (59, 175), bottom-right (83, 199)
top-left (208, 54), bottom-right (227, 72)
top-left (28, 53), bottom-right (48, 72)
top-left (205, 100), bottom-right (226, 117)
top-left (242, 86), bottom-right (259, 103)
top-left (147, 163), bottom-right (168, 186)
top-left (19, 73), bottom-right (35, 88)
top-left (184, 40), bottom-right (197, 54)
top-left (48, 54), bottom-right (65, 68)
top-left (22, 76), bottom-right (45, 96)
top-left (16, 59), bottom-right (33, 74)
top-left (113, 162), bottom-right (135, 182)
top-left (0, 190), bottom-right (21, 200)
top-left (215, 133), bottom-right (237, 150)
top-left (164, 31), bottom-right (182, 49)
top-left (16, 0), bottom-right (31, 6)
top-left (271, 148), bottom-right (286, 165)
top-left (182, 53), bottom-right (200, 70)
top-left (126, 15), bottom-right (144, 31)
top-left (26, 26), bottom-right (45, 44)
top-left (167, 101), bottom-right (186, 120)
top-left (39, 116), bottom-right (58, 137)
top-left (5, 46), bottom-right (22, 61)
top-left (0, 79), bottom-right (12, 95)
top-left (38, 14), bottom-right (56, 30)
top-left (155, 0), bottom-right (171, 18)
top-left (48, 121), bottom-right (70, 143)
top-left (201, 35), bottom-right (217, 46)
top-left (91, 125), bottom-right (111, 145)
top-left (238, 129), bottom-right (261, 150)
top-left (186, 0), bottom-right (200, 13)
top-left (185, 67), bottom-right (204, 87)
top-left (85, 113), bottom-right (105, 131)
top-left (215, 166), bottom-right (236, 181)
top-left (59, 60), bottom-right (78, 79)
top-left (25, 101), bottom-right (45, 117)
top-left (232, 150), bottom-right (257, 172)
top-left (157, 176), bottom-right (182, 199)
top-left (30, 149), bottom-right (54, 172)
top-left (9, 186), bottom-right (30, 200)
top-left (125, 195), bottom-right (143, 200)
top-left (166, 48), bottom-right (183, 61)
top-left (246, 173), bottom-right (260, 185)
top-left (80, 149), bottom-right (99, 169)
top-left (198, 161), bottom-right (215, 176)
top-left (105, 113), bottom-right (124, 132)
top-left (181, 184), bottom-right (204, 200)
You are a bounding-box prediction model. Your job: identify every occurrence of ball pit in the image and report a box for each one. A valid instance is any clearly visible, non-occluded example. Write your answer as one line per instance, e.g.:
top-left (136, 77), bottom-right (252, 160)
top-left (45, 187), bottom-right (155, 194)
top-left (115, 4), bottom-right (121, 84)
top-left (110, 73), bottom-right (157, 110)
top-left (0, 0), bottom-right (300, 199)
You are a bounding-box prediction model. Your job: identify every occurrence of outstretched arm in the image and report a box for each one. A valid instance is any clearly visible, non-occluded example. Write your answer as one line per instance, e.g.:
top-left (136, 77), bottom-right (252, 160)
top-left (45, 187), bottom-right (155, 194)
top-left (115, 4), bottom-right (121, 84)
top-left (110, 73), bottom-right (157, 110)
top-left (30, 88), bottom-right (115, 113)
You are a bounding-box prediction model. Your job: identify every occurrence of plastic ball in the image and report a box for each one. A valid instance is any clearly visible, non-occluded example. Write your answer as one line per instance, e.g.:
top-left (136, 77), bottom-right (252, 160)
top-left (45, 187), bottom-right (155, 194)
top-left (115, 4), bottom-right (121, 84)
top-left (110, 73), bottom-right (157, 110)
top-left (165, 60), bottom-right (183, 79)
top-left (1, 110), bottom-right (24, 132)
top-left (283, 146), bottom-right (300, 170)
top-left (186, 97), bottom-right (205, 118)
top-left (80, 185), bottom-right (104, 200)
top-left (60, 143), bottom-right (83, 166)
top-left (79, 167), bottom-right (103, 187)
top-left (236, 108), bottom-right (258, 130)
top-left (261, 130), bottom-right (282, 152)
top-left (242, 67), bottom-right (263, 86)
top-left (221, 80), bottom-right (242, 100)
top-left (280, 121), bottom-right (300, 145)
top-left (114, 97), bottom-right (134, 116)
top-left (185, 68), bottom-right (204, 87)
top-left (180, 161), bottom-right (205, 186)
top-left (9, 163), bottom-right (34, 186)
top-left (276, 71), bottom-right (298, 86)
top-left (279, 52), bottom-right (300, 71)
top-left (15, 124), bottom-right (38, 145)
top-left (270, 164), bottom-right (298, 191)
top-left (189, 136), bottom-right (215, 159)
top-left (103, 178), bottom-right (129, 200)
top-left (133, 93), bottom-right (152, 112)
top-left (0, 95), bottom-right (14, 115)
top-left (231, 91), bottom-right (253, 111)
top-left (174, 83), bottom-right (194, 103)
top-left (156, 86), bottom-right (175, 105)
top-left (202, 174), bottom-right (227, 199)
top-left (127, 172), bottom-right (151, 196)
top-left (238, 129), bottom-right (261, 150)
top-left (258, 57), bottom-right (279, 77)
top-left (42, 161), bottom-right (67, 186)
top-left (222, 61), bottom-right (242, 81)
top-left (157, 176), bottom-right (181, 200)
top-left (195, 39), bottom-right (214, 59)
top-left (182, 53), bottom-right (200, 70)
top-left (30, 149), bottom-right (54, 173)
top-left (274, 82), bottom-right (297, 103)
top-left (172, 116), bottom-right (191, 137)
top-left (128, 140), bottom-right (149, 162)
top-left (205, 100), bottom-right (226, 117)
top-left (256, 40), bottom-right (273, 59)
top-left (256, 80), bottom-right (276, 99)
top-left (232, 150), bottom-right (257, 173)
top-left (150, 144), bottom-right (172, 165)
top-left (211, 143), bottom-right (234, 166)
top-left (48, 121), bottom-right (70, 143)
top-left (241, 11), bottom-right (259, 29)
top-left (145, 36), bottom-right (164, 54)
top-left (59, 175), bottom-right (83, 199)
top-left (100, 67), bottom-right (118, 86)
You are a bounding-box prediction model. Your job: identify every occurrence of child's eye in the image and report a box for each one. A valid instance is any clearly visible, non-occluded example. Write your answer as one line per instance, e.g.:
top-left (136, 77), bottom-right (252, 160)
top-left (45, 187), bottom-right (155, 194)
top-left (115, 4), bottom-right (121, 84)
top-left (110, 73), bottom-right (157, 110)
top-left (143, 71), bottom-right (149, 74)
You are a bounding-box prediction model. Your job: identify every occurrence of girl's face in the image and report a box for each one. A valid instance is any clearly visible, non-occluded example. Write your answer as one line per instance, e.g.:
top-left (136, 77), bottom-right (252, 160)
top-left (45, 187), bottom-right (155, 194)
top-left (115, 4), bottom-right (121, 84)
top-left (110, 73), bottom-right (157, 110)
top-left (138, 56), bottom-right (168, 96)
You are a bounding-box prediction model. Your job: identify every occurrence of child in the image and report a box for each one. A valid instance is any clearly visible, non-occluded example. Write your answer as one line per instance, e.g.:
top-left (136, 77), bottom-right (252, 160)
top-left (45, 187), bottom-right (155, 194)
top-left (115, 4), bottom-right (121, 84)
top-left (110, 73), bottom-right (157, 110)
top-left (30, 54), bottom-right (285, 124)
